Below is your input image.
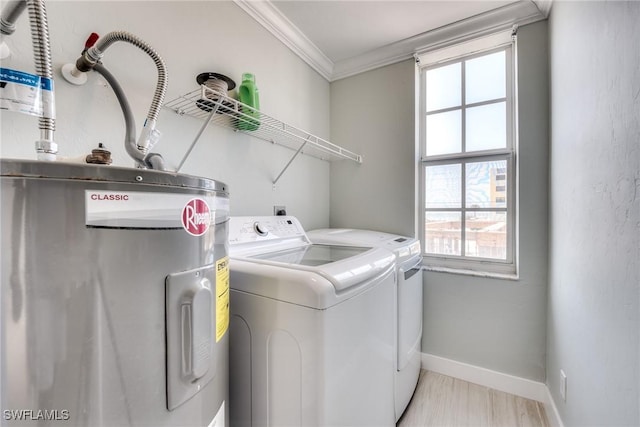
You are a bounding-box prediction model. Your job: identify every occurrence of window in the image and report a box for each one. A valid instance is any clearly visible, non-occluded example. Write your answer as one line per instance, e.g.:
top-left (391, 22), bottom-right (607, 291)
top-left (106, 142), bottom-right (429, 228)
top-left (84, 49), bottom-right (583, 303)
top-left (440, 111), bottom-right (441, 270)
top-left (418, 32), bottom-right (516, 274)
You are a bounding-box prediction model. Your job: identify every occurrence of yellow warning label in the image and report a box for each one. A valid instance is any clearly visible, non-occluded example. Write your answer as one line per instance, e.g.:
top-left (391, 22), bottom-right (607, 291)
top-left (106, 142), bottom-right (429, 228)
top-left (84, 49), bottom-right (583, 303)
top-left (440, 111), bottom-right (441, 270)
top-left (215, 256), bottom-right (230, 342)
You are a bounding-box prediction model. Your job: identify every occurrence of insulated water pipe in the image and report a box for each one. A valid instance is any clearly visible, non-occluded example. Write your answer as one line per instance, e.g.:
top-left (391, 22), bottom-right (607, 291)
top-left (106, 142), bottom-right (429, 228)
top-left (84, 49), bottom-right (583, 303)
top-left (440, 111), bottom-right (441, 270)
top-left (0, 0), bottom-right (57, 159)
top-left (74, 31), bottom-right (168, 163)
top-left (92, 62), bottom-right (166, 170)
top-left (0, 0), bottom-right (26, 57)
top-left (92, 63), bottom-right (144, 167)
top-left (0, 0), bottom-right (27, 36)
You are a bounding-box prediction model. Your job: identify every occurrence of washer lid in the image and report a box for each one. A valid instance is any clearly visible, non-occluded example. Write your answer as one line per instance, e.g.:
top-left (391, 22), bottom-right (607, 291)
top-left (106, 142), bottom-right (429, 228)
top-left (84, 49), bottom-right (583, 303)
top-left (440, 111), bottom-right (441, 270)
top-left (230, 244), bottom-right (395, 308)
top-left (228, 217), bottom-right (396, 308)
top-left (238, 244), bottom-right (394, 292)
top-left (251, 244), bottom-right (368, 266)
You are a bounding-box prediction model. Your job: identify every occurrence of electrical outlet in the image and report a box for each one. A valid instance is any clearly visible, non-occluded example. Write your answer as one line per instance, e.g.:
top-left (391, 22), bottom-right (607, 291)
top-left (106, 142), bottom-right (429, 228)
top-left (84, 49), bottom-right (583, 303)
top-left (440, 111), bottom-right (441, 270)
top-left (560, 369), bottom-right (567, 402)
top-left (274, 205), bottom-right (286, 216)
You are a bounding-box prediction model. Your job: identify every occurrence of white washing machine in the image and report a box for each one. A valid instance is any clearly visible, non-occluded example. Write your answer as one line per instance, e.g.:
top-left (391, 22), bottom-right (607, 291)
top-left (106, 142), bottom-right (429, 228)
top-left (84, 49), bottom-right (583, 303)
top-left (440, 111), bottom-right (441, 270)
top-left (228, 216), bottom-right (396, 427)
top-left (307, 228), bottom-right (422, 421)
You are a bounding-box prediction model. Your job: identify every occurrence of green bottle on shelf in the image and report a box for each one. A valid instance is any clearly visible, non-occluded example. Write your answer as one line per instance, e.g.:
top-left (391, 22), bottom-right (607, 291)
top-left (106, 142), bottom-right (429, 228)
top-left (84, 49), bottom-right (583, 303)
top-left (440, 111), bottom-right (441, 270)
top-left (236, 73), bottom-right (260, 131)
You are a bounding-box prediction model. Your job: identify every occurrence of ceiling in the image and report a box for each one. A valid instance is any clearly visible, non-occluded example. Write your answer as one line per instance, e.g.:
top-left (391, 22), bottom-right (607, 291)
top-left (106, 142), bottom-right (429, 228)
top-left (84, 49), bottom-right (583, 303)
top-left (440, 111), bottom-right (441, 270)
top-left (271, 1), bottom-right (517, 63)
top-left (234, 0), bottom-right (551, 81)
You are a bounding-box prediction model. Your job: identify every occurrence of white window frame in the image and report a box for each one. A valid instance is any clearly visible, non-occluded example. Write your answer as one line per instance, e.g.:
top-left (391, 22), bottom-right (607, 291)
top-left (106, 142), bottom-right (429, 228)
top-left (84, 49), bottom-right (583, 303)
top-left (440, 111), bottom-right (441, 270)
top-left (417, 31), bottom-right (518, 276)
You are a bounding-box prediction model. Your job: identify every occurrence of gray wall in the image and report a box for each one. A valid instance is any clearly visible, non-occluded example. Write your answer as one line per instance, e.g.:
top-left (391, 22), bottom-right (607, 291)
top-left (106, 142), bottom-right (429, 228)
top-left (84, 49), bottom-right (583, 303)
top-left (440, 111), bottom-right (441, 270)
top-left (329, 21), bottom-right (549, 382)
top-left (0, 1), bottom-right (331, 230)
top-left (547, 2), bottom-right (640, 425)
top-left (329, 59), bottom-right (417, 236)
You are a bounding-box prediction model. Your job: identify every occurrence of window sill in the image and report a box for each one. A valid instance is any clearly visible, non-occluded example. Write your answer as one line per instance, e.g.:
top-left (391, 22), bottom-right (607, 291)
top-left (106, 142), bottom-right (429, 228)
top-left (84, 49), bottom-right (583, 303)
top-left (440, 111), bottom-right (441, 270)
top-left (422, 264), bottom-right (519, 281)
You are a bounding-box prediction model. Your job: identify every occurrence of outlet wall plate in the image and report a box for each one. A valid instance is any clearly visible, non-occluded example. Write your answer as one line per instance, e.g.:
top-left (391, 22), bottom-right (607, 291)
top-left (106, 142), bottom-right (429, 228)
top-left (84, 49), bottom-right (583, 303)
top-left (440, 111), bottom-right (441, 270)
top-left (273, 205), bottom-right (287, 216)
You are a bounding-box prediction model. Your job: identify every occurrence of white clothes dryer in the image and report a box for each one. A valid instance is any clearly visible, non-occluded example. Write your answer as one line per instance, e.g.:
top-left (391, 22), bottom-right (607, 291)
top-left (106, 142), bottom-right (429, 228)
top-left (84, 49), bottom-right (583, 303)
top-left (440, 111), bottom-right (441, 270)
top-left (307, 228), bottom-right (422, 421)
top-left (228, 216), bottom-right (396, 427)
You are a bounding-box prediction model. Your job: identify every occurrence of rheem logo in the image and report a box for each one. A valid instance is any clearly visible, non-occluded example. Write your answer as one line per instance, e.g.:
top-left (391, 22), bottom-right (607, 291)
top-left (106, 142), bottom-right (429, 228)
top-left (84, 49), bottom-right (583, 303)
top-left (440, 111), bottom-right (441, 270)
top-left (181, 198), bottom-right (211, 236)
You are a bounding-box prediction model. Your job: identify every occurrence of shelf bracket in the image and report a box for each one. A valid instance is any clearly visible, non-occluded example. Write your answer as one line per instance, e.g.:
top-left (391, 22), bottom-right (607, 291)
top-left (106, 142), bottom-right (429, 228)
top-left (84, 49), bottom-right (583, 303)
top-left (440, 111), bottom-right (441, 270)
top-left (272, 136), bottom-right (310, 188)
top-left (176, 102), bottom-right (221, 172)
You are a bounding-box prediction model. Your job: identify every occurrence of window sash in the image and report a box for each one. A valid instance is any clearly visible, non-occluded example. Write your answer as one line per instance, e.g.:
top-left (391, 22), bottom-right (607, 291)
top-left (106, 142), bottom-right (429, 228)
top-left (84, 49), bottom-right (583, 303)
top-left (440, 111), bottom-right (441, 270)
top-left (423, 153), bottom-right (515, 266)
top-left (422, 45), bottom-right (514, 159)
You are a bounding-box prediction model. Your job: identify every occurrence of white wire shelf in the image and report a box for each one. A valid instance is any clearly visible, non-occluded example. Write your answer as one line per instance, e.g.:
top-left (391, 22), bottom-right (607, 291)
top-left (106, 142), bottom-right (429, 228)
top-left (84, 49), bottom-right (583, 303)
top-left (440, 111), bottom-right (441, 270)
top-left (164, 85), bottom-right (362, 183)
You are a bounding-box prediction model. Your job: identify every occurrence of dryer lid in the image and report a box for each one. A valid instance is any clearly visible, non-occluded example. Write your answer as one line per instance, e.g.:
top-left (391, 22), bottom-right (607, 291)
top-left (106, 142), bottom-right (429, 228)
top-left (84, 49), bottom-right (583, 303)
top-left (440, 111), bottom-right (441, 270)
top-left (308, 228), bottom-right (421, 266)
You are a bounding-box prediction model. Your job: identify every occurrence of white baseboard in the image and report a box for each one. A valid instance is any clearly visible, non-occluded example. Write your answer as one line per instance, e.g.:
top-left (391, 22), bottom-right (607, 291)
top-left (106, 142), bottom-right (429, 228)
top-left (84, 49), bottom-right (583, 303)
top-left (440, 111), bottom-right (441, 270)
top-left (421, 353), bottom-right (564, 427)
top-left (543, 386), bottom-right (565, 427)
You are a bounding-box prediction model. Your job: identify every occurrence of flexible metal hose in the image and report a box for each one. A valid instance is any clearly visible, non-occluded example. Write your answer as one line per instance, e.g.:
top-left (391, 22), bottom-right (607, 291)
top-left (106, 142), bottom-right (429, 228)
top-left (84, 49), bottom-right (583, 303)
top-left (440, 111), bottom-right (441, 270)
top-left (0, 0), bottom-right (56, 157)
top-left (85, 31), bottom-right (167, 125)
top-left (27, 0), bottom-right (55, 141)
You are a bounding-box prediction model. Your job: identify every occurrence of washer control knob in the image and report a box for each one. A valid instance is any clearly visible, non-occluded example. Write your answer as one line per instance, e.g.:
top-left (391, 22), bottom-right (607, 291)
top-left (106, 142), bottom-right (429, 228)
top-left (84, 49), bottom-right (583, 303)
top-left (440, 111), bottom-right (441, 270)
top-left (254, 222), bottom-right (268, 236)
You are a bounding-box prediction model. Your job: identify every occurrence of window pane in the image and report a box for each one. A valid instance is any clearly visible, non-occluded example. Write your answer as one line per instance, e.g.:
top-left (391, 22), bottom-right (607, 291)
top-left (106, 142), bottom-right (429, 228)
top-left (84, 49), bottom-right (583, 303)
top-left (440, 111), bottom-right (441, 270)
top-left (425, 212), bottom-right (461, 256)
top-left (465, 51), bottom-right (506, 104)
top-left (426, 62), bottom-right (461, 112)
top-left (425, 163), bottom-right (461, 208)
top-left (466, 160), bottom-right (508, 208)
top-left (426, 110), bottom-right (461, 156)
top-left (466, 102), bottom-right (506, 152)
top-left (465, 211), bottom-right (507, 260)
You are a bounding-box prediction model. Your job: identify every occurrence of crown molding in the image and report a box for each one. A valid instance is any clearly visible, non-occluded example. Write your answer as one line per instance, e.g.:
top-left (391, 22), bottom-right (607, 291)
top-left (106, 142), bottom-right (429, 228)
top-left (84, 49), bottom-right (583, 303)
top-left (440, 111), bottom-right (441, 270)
top-left (532, 0), bottom-right (553, 17)
top-left (235, 0), bottom-right (547, 82)
top-left (331, 1), bottom-right (546, 81)
top-left (233, 0), bottom-right (334, 80)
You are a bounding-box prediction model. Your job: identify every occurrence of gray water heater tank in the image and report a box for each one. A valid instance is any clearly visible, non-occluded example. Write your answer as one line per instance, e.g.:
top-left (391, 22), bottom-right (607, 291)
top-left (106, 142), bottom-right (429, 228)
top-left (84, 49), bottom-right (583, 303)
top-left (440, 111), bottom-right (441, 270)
top-left (0, 159), bottom-right (229, 427)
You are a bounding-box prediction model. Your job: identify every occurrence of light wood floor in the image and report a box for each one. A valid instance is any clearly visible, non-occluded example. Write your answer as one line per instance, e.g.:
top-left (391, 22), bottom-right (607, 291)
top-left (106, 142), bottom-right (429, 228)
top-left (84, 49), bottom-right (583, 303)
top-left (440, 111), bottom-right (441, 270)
top-left (397, 370), bottom-right (550, 427)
